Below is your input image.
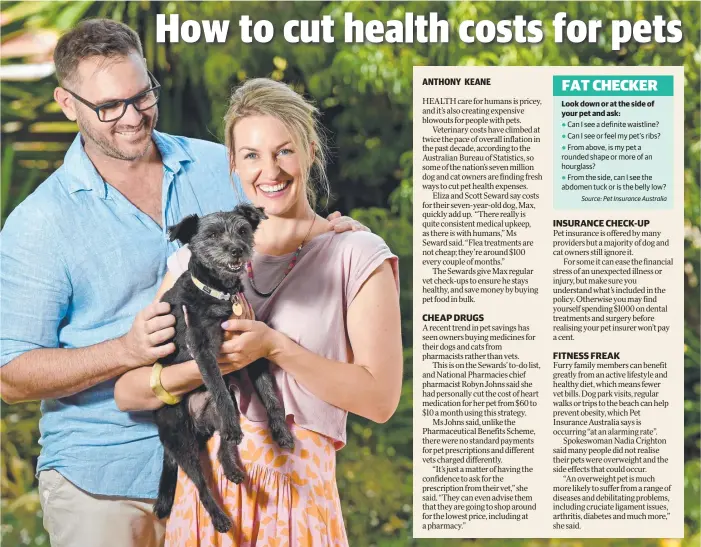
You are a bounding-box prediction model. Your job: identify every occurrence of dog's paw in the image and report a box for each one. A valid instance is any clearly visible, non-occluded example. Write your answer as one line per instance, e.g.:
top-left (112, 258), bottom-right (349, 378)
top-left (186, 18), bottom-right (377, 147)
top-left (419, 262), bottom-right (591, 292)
top-left (277, 435), bottom-right (295, 450)
top-left (153, 497), bottom-right (173, 519)
top-left (271, 422), bottom-right (295, 450)
top-left (220, 424), bottom-right (243, 445)
top-left (211, 510), bottom-right (232, 534)
top-left (220, 414), bottom-right (243, 444)
top-left (220, 451), bottom-right (246, 484)
top-left (223, 465), bottom-right (246, 485)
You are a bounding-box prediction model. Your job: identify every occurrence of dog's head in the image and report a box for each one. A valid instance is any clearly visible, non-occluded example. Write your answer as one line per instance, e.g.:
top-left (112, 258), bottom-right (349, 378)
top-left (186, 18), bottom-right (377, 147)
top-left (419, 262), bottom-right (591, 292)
top-left (168, 204), bottom-right (267, 287)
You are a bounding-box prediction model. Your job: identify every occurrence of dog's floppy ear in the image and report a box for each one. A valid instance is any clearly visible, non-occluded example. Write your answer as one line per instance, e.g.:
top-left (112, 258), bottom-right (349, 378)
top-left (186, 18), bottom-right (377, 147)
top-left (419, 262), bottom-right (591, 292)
top-left (238, 204), bottom-right (268, 230)
top-left (168, 214), bottom-right (200, 243)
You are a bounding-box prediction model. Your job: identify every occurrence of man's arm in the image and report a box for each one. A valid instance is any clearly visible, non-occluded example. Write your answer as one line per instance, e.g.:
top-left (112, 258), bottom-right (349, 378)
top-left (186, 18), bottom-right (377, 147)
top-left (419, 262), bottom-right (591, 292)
top-left (0, 202), bottom-right (176, 404)
top-left (0, 302), bottom-right (176, 404)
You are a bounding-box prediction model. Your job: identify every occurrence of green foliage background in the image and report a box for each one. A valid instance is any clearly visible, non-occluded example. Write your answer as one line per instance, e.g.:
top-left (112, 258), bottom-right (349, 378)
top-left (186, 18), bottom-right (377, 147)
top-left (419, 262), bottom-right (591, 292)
top-left (1, 1), bottom-right (698, 546)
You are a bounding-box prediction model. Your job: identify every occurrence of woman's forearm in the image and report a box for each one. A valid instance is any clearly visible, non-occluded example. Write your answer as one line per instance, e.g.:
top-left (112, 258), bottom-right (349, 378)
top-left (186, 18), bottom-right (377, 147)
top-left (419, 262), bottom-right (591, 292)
top-left (268, 332), bottom-right (399, 423)
top-left (114, 359), bottom-right (205, 411)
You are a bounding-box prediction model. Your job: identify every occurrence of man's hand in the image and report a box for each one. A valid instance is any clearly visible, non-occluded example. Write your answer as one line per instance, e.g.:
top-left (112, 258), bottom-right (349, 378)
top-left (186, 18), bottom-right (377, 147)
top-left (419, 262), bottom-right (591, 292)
top-left (326, 211), bottom-right (371, 233)
top-left (120, 301), bottom-right (176, 368)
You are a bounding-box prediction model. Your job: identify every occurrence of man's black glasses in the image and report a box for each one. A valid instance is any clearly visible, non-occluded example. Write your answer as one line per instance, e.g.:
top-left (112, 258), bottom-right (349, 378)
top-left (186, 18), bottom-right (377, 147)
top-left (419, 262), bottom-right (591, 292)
top-left (63, 71), bottom-right (161, 122)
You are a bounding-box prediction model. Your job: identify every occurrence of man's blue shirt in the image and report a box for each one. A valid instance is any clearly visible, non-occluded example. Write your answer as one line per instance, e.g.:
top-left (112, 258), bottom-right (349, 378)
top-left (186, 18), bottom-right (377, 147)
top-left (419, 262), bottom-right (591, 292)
top-left (0, 130), bottom-right (240, 498)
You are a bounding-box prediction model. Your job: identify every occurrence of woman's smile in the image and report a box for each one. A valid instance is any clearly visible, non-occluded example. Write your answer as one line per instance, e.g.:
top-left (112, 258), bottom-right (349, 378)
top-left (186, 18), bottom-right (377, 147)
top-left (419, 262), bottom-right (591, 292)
top-left (257, 179), bottom-right (292, 198)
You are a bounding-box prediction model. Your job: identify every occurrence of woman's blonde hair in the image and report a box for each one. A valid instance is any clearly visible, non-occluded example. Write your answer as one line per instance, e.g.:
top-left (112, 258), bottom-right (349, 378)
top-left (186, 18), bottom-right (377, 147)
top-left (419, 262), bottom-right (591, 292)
top-left (224, 78), bottom-right (330, 209)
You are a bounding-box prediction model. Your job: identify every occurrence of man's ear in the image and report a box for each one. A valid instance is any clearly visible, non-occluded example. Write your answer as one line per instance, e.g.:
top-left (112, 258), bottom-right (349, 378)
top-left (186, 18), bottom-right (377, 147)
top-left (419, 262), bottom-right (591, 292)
top-left (168, 215), bottom-right (200, 243)
top-left (237, 204), bottom-right (268, 230)
top-left (54, 87), bottom-right (77, 122)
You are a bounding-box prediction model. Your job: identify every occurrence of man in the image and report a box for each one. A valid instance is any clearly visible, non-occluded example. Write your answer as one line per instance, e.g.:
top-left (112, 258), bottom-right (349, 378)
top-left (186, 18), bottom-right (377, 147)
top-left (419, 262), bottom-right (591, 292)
top-left (0, 18), bottom-right (364, 547)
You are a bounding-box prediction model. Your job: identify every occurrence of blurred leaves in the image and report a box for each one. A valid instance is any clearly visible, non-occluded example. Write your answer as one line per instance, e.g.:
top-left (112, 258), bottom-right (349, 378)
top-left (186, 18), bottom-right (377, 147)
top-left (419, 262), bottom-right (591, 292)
top-left (0, 401), bottom-right (45, 546)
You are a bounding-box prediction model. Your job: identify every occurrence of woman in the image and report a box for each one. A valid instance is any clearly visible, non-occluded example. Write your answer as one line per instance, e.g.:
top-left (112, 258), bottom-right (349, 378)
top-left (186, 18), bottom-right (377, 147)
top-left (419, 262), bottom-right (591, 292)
top-left (114, 78), bottom-right (403, 546)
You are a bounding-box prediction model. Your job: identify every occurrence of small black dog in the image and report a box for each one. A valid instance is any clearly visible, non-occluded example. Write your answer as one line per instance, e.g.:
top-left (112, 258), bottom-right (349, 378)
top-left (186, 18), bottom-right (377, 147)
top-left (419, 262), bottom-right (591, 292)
top-left (152, 204), bottom-right (294, 533)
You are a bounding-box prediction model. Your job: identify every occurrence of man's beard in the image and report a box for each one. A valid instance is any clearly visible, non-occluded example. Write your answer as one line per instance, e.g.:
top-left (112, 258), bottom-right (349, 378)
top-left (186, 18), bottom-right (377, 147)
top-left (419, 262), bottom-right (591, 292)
top-left (77, 108), bottom-right (158, 161)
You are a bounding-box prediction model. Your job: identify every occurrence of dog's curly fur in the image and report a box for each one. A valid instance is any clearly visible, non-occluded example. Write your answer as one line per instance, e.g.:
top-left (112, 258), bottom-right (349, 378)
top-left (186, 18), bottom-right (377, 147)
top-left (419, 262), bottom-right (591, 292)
top-left (152, 204), bottom-right (294, 533)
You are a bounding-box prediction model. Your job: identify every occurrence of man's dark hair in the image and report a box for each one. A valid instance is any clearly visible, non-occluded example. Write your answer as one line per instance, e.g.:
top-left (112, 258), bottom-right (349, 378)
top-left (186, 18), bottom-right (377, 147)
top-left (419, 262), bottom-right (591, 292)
top-left (53, 18), bottom-right (144, 86)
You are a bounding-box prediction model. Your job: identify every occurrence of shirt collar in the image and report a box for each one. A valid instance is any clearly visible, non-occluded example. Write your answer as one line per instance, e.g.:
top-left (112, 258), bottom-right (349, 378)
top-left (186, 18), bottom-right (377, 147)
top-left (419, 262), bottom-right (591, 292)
top-left (63, 129), bottom-right (193, 197)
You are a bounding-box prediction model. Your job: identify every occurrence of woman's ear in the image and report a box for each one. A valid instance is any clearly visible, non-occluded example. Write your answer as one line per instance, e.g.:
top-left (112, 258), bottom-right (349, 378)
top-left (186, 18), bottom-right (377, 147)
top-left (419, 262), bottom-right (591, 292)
top-left (230, 157), bottom-right (240, 178)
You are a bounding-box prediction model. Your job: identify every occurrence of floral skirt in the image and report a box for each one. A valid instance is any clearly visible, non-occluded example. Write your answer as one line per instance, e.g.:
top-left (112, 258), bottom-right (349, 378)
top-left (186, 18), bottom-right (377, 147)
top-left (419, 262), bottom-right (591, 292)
top-left (164, 415), bottom-right (348, 547)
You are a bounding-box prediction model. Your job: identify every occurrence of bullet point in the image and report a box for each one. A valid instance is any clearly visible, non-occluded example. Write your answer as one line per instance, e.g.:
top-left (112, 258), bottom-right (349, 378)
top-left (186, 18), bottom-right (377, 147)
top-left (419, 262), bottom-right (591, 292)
top-left (562, 176), bottom-right (566, 180)
top-left (562, 123), bottom-right (566, 127)
top-left (562, 134), bottom-right (566, 138)
top-left (562, 146), bottom-right (566, 150)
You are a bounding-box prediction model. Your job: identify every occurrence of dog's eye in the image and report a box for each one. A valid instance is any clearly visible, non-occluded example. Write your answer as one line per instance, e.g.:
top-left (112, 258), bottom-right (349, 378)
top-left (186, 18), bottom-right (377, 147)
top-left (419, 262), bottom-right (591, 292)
top-left (238, 226), bottom-right (247, 235)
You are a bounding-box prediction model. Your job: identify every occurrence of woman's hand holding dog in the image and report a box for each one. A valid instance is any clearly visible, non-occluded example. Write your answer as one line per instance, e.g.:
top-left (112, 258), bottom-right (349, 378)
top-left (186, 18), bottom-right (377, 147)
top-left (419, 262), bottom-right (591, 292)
top-left (217, 295), bottom-right (261, 374)
top-left (218, 317), bottom-right (279, 374)
top-left (119, 301), bottom-right (177, 368)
